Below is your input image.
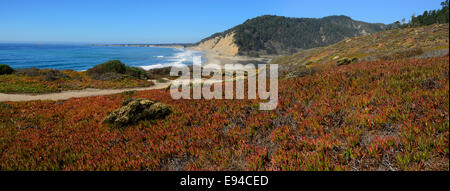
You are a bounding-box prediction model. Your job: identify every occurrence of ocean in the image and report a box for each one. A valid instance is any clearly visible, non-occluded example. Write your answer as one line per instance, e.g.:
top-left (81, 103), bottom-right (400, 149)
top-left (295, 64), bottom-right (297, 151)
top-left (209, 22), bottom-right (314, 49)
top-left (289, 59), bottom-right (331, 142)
top-left (0, 43), bottom-right (203, 71)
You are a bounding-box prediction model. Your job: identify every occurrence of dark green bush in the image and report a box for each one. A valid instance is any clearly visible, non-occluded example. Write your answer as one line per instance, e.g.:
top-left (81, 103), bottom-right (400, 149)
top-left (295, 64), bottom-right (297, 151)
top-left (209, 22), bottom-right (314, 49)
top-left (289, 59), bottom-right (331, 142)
top-left (87, 60), bottom-right (150, 80)
top-left (0, 64), bottom-right (14, 75)
top-left (125, 66), bottom-right (149, 80)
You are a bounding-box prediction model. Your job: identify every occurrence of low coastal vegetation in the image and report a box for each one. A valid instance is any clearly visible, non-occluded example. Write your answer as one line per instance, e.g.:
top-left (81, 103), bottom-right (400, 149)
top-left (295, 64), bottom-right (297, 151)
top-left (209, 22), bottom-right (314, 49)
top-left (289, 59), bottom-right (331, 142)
top-left (0, 56), bottom-right (447, 170)
top-left (87, 60), bottom-right (149, 81)
top-left (0, 64), bottom-right (14, 75)
top-left (146, 66), bottom-right (179, 80)
top-left (0, 60), bottom-right (155, 94)
top-left (405, 0), bottom-right (449, 28)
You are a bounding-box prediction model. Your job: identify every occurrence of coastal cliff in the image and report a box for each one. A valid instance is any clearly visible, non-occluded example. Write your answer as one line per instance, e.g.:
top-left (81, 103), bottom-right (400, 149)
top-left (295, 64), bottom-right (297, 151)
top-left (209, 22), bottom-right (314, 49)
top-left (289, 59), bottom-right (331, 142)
top-left (190, 32), bottom-right (239, 56)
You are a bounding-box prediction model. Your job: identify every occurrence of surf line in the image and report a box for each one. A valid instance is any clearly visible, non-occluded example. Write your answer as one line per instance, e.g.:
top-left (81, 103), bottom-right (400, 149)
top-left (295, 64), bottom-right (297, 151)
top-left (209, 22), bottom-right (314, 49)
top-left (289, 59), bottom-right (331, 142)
top-left (169, 56), bottom-right (278, 110)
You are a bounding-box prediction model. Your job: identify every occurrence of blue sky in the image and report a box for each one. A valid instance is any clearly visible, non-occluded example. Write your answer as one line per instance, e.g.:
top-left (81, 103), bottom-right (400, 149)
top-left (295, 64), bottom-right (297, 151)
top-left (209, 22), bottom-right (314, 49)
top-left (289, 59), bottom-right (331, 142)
top-left (0, 0), bottom-right (445, 44)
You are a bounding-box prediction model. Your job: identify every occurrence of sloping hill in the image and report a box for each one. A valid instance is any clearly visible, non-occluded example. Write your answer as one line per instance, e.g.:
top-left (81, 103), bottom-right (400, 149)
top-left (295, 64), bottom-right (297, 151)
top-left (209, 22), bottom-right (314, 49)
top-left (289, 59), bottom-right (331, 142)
top-left (273, 24), bottom-right (449, 77)
top-left (192, 15), bottom-right (386, 56)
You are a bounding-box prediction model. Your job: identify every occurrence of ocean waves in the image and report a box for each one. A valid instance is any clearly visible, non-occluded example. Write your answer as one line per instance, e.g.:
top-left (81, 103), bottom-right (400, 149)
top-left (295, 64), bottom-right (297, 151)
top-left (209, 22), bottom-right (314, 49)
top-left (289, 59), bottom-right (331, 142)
top-left (0, 43), bottom-right (204, 71)
top-left (140, 48), bottom-right (203, 70)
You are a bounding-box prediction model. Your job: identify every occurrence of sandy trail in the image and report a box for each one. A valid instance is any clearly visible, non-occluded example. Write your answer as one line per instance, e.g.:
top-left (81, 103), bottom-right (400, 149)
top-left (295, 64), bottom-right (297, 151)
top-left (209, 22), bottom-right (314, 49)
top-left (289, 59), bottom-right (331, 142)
top-left (0, 50), bottom-right (270, 102)
top-left (0, 80), bottom-right (171, 102)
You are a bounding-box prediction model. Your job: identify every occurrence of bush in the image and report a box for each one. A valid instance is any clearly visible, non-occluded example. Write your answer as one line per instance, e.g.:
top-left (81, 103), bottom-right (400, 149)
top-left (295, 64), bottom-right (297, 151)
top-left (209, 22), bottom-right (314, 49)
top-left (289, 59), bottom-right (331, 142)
top-left (41, 69), bottom-right (70, 81)
top-left (125, 66), bottom-right (149, 80)
top-left (13, 68), bottom-right (70, 81)
top-left (87, 60), bottom-right (150, 80)
top-left (87, 60), bottom-right (127, 76)
top-left (94, 72), bottom-right (124, 81)
top-left (0, 64), bottom-right (14, 75)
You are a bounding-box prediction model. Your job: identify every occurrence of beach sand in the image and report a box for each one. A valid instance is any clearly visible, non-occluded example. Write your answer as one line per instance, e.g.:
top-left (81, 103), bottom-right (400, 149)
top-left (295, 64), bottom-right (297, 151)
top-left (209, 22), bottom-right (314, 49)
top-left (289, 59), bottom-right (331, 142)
top-left (199, 49), bottom-right (271, 66)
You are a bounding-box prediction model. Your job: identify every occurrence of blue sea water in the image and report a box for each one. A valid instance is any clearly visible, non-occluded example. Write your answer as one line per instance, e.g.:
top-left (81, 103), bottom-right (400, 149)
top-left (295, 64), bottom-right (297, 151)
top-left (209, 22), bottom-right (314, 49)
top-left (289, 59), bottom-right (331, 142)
top-left (0, 43), bottom-right (203, 71)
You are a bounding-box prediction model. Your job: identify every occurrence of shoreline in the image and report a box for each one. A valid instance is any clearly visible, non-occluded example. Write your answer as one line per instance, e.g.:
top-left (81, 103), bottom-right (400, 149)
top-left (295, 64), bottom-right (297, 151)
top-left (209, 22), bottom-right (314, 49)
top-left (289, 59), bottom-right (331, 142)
top-left (0, 47), bottom-right (271, 102)
top-left (0, 80), bottom-right (172, 102)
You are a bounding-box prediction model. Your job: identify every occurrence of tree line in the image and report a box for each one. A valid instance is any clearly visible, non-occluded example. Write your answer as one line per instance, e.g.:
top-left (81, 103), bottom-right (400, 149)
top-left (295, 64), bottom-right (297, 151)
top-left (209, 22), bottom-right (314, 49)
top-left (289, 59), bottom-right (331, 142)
top-left (387, 0), bottom-right (449, 29)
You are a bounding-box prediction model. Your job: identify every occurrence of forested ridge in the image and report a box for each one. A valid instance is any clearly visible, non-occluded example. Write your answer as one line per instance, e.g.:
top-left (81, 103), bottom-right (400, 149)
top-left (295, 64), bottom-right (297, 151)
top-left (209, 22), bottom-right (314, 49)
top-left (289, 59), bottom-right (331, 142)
top-left (197, 15), bottom-right (386, 56)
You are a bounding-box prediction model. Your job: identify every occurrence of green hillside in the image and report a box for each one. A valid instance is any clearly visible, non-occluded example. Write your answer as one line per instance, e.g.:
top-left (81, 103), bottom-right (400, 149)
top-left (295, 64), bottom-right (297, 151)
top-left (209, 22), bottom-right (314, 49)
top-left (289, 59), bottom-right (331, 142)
top-left (198, 15), bottom-right (386, 56)
top-left (272, 23), bottom-right (449, 77)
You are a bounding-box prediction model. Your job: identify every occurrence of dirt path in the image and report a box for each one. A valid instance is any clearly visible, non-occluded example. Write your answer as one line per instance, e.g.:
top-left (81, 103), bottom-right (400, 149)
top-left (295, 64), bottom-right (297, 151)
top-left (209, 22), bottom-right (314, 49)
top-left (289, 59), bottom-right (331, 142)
top-left (0, 80), bottom-right (171, 102)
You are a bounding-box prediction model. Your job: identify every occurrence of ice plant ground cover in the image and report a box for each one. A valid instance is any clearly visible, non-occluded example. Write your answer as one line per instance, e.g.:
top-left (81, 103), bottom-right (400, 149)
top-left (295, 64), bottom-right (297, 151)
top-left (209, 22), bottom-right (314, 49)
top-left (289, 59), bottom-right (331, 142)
top-left (0, 69), bottom-right (154, 94)
top-left (0, 56), bottom-right (448, 170)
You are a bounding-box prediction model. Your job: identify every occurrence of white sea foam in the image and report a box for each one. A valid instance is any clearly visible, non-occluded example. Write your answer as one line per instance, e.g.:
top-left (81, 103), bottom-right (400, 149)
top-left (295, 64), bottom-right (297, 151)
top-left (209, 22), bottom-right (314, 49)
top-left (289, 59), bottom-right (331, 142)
top-left (140, 63), bottom-right (186, 70)
top-left (141, 48), bottom-right (203, 70)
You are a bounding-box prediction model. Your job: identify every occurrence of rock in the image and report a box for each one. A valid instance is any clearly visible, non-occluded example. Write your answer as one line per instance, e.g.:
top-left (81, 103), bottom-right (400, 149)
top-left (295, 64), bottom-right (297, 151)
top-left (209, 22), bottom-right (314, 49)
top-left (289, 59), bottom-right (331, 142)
top-left (103, 98), bottom-right (172, 126)
top-left (336, 57), bottom-right (358, 66)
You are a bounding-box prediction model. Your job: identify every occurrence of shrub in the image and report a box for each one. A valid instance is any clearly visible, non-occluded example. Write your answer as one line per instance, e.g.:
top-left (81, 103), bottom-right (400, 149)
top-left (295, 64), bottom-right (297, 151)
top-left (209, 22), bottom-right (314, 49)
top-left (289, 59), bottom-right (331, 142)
top-left (0, 64), bottom-right (14, 75)
top-left (125, 66), bottom-right (149, 80)
top-left (14, 68), bottom-right (41, 76)
top-left (146, 67), bottom-right (172, 79)
top-left (87, 60), bottom-right (127, 76)
top-left (12, 68), bottom-right (70, 81)
top-left (95, 72), bottom-right (124, 81)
